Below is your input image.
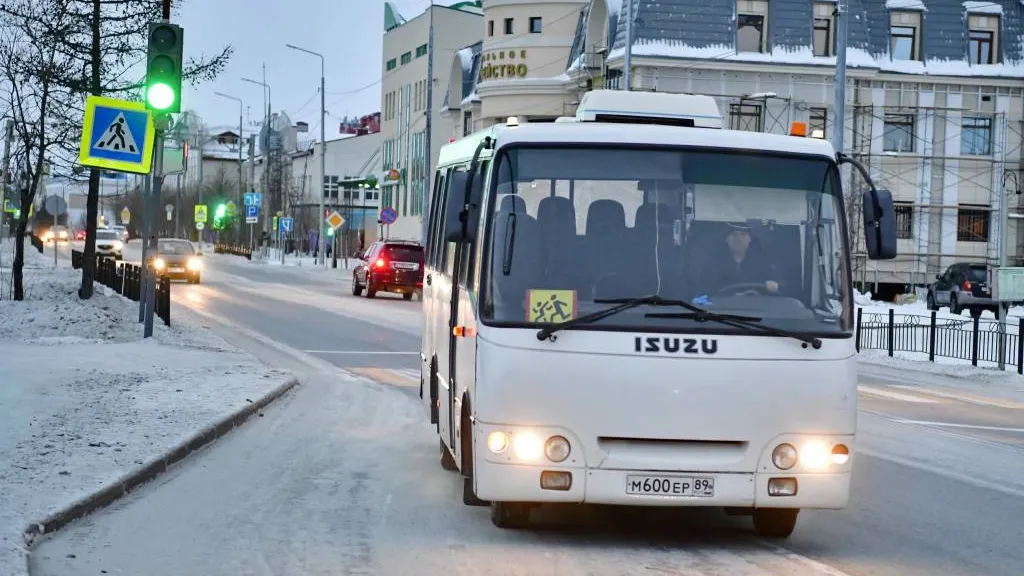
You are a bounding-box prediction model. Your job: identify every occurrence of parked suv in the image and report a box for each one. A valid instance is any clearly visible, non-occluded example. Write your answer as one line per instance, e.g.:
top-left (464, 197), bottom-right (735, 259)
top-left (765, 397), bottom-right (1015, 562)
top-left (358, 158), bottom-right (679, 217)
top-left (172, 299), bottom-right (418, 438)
top-left (352, 240), bottom-right (424, 300)
top-left (926, 262), bottom-right (995, 318)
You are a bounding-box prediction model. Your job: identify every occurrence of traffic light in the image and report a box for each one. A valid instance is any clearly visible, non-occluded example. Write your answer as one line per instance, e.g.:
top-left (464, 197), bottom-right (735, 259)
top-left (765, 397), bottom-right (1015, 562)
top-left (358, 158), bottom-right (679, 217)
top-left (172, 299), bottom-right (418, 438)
top-left (212, 203), bottom-right (227, 230)
top-left (145, 22), bottom-right (184, 112)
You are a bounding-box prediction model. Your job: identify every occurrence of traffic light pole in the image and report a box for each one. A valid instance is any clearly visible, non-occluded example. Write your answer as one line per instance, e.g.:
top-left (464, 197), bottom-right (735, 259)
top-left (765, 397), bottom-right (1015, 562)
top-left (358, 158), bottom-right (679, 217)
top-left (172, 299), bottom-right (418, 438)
top-left (144, 117), bottom-right (169, 338)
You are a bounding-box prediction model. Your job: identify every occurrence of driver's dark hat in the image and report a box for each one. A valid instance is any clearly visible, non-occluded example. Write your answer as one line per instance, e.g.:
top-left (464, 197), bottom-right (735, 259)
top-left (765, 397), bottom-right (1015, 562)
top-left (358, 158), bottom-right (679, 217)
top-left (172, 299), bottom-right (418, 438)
top-left (726, 222), bottom-right (751, 232)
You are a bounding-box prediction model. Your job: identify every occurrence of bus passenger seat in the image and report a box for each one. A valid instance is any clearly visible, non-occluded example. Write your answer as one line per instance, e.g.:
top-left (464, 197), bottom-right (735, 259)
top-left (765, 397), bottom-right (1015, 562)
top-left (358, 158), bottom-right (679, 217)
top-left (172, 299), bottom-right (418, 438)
top-left (585, 199), bottom-right (628, 295)
top-left (537, 196), bottom-right (580, 289)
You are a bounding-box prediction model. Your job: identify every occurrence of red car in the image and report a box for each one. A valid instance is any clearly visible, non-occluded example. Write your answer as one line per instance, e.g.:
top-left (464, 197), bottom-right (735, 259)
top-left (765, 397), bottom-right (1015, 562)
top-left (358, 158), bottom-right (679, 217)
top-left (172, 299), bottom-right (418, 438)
top-left (352, 240), bottom-right (423, 300)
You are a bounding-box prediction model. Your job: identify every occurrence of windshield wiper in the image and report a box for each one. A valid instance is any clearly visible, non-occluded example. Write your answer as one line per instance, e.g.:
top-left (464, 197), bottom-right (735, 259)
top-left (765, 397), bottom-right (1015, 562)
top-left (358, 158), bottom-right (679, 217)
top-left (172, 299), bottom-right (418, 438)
top-left (646, 311), bottom-right (823, 349)
top-left (536, 294), bottom-right (684, 341)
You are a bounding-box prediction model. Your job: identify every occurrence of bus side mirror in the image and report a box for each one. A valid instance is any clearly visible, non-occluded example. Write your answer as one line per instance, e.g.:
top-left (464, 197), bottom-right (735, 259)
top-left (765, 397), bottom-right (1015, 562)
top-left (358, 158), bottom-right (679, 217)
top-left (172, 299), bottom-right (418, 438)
top-left (862, 188), bottom-right (897, 260)
top-left (444, 171), bottom-right (470, 242)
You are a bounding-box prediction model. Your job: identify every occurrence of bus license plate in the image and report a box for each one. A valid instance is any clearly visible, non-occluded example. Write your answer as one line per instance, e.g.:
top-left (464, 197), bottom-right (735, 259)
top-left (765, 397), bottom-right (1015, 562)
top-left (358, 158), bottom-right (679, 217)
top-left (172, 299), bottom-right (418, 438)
top-left (625, 475), bottom-right (715, 497)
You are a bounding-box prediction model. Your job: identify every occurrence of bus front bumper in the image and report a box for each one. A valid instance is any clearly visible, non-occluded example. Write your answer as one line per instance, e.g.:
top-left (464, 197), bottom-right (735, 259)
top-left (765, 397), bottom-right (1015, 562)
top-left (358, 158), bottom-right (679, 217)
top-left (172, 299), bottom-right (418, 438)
top-left (474, 462), bottom-right (850, 509)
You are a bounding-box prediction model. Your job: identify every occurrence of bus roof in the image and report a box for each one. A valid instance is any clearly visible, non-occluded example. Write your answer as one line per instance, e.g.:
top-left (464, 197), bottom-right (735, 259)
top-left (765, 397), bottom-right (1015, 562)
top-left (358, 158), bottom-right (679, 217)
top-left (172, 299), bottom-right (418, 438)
top-left (438, 121), bottom-right (837, 167)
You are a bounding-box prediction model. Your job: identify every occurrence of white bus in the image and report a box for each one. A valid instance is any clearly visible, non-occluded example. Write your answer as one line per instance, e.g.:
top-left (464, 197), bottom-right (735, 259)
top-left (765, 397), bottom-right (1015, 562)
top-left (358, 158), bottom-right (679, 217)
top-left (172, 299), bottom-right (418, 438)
top-left (419, 90), bottom-right (896, 536)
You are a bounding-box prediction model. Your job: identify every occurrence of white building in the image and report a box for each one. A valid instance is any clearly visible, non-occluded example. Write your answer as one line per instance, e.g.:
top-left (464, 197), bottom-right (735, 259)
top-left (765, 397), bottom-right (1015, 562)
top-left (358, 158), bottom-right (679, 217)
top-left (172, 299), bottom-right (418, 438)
top-left (379, 0), bottom-right (484, 241)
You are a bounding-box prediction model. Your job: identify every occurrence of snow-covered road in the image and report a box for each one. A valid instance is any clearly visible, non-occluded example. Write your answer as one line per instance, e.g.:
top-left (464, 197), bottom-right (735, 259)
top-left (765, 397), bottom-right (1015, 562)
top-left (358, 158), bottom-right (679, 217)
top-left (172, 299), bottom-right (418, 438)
top-left (27, 254), bottom-right (1024, 576)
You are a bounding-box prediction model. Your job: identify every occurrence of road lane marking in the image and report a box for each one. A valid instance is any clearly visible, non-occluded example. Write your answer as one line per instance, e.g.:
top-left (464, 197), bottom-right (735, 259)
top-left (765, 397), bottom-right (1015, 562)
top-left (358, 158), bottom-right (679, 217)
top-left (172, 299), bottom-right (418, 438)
top-left (858, 447), bottom-right (1024, 500)
top-left (756, 541), bottom-right (857, 576)
top-left (349, 367), bottom-right (420, 388)
top-left (892, 419), bottom-right (1024, 433)
top-left (888, 385), bottom-right (1024, 410)
top-left (858, 384), bottom-right (939, 403)
top-left (304, 350), bottom-right (418, 355)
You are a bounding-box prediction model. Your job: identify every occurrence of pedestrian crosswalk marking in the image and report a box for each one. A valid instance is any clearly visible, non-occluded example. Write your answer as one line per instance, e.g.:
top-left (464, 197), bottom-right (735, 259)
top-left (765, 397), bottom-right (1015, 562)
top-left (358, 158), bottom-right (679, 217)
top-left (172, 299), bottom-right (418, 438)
top-left (858, 385), bottom-right (938, 403)
top-left (350, 367), bottom-right (420, 388)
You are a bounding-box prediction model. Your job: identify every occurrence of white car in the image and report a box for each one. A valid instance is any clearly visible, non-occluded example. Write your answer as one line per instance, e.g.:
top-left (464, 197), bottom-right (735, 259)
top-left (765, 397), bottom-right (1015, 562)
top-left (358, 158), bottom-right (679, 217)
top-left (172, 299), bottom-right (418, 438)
top-left (94, 229), bottom-right (124, 259)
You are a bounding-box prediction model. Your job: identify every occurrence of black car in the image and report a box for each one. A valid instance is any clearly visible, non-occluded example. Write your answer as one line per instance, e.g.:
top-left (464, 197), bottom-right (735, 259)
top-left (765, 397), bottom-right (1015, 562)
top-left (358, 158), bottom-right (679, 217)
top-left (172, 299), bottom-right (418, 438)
top-left (926, 262), bottom-right (995, 318)
top-left (150, 239), bottom-right (203, 284)
top-left (352, 240), bottom-right (423, 300)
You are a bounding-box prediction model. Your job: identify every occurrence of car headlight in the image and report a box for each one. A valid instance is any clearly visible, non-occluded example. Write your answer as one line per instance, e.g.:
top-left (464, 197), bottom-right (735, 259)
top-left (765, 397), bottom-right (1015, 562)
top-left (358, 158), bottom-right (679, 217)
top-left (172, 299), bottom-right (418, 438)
top-left (153, 257), bottom-right (166, 270)
top-left (58, 230), bottom-right (68, 239)
top-left (187, 257), bottom-right (203, 271)
top-left (112, 241), bottom-right (123, 250)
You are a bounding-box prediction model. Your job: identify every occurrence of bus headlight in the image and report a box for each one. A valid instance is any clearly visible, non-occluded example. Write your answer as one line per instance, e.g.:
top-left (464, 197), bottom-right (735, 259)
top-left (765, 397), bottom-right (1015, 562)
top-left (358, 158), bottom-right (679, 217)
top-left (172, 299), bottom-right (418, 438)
top-left (544, 436), bottom-right (570, 463)
top-left (512, 431), bottom-right (543, 461)
top-left (487, 431), bottom-right (508, 453)
top-left (772, 443), bottom-right (798, 470)
top-left (800, 440), bottom-right (831, 470)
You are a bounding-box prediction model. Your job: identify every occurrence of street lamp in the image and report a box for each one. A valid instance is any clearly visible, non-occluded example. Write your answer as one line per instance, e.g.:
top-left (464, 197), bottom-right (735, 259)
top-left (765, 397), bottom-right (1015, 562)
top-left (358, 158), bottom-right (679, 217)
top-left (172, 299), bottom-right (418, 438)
top-left (213, 91), bottom-right (245, 226)
top-left (241, 75), bottom-right (271, 248)
top-left (285, 43), bottom-right (326, 267)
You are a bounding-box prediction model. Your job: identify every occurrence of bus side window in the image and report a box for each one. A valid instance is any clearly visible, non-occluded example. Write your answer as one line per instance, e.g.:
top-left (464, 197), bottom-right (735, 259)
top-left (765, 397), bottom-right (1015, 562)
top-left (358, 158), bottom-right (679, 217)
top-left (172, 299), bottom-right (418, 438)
top-left (440, 167), bottom-right (466, 276)
top-left (426, 169), bottom-right (446, 268)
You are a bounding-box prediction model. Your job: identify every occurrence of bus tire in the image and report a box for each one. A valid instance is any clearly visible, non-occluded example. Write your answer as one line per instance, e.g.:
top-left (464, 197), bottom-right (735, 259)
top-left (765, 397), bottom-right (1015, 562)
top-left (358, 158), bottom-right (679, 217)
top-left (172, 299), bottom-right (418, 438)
top-left (461, 405), bottom-right (489, 507)
top-left (440, 438), bottom-right (458, 471)
top-left (490, 502), bottom-right (530, 529)
top-left (752, 508), bottom-right (799, 539)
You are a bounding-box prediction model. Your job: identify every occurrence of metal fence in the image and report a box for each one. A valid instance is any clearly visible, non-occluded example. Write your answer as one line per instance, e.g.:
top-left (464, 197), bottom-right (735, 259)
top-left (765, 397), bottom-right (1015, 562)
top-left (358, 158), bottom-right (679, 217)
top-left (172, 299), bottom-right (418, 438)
top-left (214, 244), bottom-right (252, 260)
top-left (855, 308), bottom-right (1023, 373)
top-left (71, 250), bottom-right (170, 326)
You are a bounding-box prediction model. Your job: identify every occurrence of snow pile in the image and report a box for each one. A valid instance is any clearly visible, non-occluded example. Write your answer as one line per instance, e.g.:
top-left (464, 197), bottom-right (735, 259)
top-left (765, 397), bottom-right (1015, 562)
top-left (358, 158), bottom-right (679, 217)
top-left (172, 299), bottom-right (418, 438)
top-left (0, 239), bottom-right (292, 576)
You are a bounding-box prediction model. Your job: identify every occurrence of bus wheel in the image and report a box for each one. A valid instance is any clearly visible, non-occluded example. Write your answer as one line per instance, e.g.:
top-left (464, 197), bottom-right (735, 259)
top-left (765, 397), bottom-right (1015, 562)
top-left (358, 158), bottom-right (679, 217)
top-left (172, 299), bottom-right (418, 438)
top-left (440, 439), bottom-right (458, 471)
top-left (490, 502), bottom-right (531, 529)
top-left (752, 508), bottom-right (799, 538)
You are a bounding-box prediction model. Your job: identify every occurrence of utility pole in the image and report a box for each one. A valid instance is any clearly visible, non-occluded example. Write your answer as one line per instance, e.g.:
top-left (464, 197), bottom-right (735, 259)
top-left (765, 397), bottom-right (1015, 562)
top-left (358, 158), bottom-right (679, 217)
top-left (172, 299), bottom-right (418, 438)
top-left (139, 174), bottom-right (151, 323)
top-left (832, 0), bottom-right (847, 154)
top-left (422, 3), bottom-right (434, 243)
top-left (623, 0), bottom-right (632, 91)
top-left (248, 135), bottom-right (256, 249)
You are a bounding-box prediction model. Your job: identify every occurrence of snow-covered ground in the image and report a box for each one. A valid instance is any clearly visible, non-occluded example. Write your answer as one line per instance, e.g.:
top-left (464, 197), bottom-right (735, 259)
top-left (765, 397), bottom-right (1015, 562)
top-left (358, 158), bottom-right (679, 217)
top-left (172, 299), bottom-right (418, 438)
top-left (0, 238), bottom-right (294, 576)
top-left (854, 288), bottom-right (1024, 377)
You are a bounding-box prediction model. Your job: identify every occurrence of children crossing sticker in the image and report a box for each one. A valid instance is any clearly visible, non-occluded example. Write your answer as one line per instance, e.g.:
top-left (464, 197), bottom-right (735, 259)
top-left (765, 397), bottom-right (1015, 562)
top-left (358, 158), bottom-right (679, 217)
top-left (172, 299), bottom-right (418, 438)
top-left (527, 289), bottom-right (577, 323)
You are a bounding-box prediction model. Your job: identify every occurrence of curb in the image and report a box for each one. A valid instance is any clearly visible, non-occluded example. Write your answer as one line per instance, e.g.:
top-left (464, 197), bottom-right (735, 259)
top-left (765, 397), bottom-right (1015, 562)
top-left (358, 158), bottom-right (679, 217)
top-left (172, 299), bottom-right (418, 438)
top-left (21, 376), bottom-right (300, 549)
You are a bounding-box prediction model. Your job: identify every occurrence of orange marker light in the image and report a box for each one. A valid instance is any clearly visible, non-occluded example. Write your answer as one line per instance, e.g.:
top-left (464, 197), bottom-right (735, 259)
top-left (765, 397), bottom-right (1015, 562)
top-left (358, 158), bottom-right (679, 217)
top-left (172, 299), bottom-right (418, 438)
top-left (790, 121), bottom-right (808, 137)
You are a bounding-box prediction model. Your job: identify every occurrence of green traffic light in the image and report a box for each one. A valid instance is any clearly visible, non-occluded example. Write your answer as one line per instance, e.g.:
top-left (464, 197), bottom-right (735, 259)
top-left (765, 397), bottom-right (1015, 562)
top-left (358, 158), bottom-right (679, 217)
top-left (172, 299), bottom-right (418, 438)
top-left (214, 204), bottom-right (227, 218)
top-left (146, 82), bottom-right (175, 110)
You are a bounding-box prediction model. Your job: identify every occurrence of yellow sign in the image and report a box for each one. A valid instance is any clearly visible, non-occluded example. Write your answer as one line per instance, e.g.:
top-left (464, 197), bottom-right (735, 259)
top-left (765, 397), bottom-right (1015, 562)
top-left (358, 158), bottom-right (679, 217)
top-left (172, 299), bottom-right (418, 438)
top-left (194, 204), bottom-right (208, 223)
top-left (327, 211), bottom-right (345, 229)
top-left (78, 95), bottom-right (155, 175)
top-left (527, 289), bottom-right (576, 323)
top-left (480, 49), bottom-right (529, 81)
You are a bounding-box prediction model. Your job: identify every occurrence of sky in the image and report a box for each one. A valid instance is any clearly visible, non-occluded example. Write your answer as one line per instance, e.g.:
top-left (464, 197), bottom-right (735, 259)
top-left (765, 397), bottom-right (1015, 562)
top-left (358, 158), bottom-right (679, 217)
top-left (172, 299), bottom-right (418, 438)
top-left (177, 0), bottom-right (430, 136)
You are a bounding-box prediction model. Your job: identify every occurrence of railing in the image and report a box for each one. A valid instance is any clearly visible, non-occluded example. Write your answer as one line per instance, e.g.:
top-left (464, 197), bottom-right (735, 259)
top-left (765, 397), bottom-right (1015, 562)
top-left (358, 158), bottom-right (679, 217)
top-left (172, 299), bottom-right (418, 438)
top-left (71, 250), bottom-right (170, 327)
top-left (855, 308), bottom-right (1023, 373)
top-left (213, 244), bottom-right (252, 260)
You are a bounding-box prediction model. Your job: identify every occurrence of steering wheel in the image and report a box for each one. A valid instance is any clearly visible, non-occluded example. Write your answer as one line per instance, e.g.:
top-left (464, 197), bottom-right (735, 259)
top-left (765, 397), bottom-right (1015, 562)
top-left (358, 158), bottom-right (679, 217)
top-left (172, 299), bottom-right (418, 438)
top-left (715, 282), bottom-right (772, 296)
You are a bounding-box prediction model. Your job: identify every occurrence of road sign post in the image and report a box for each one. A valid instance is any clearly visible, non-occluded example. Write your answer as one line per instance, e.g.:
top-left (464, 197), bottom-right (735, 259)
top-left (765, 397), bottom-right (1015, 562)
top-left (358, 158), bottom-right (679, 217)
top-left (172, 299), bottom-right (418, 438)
top-left (143, 117), bottom-right (170, 338)
top-left (78, 95), bottom-right (156, 175)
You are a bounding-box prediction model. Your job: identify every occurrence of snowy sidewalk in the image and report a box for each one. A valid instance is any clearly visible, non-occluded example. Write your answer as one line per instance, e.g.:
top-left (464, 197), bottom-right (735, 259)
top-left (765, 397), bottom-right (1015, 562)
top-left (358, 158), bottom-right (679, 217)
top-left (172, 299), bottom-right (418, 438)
top-left (0, 240), bottom-right (297, 576)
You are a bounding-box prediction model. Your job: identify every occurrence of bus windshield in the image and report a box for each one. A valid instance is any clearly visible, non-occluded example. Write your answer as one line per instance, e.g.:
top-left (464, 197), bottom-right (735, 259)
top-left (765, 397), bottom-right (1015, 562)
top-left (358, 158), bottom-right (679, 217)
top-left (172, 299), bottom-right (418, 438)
top-left (481, 146), bottom-right (852, 334)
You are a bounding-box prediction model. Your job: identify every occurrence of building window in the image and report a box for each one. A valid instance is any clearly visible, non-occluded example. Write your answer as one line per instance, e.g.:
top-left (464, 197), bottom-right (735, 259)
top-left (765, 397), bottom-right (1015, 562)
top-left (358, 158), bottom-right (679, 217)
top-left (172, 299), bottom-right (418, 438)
top-left (957, 206), bottom-right (990, 242)
top-left (400, 51), bottom-right (412, 65)
top-left (883, 114), bottom-right (915, 153)
top-left (463, 111), bottom-right (473, 136)
top-left (504, 18), bottom-right (514, 35)
top-left (894, 202), bottom-right (913, 239)
top-left (813, 3), bottom-right (835, 57)
top-left (961, 117), bottom-right (992, 156)
top-left (889, 11), bottom-right (921, 61)
top-left (809, 107), bottom-right (828, 137)
top-left (386, 58), bottom-right (397, 71)
top-left (967, 15), bottom-right (999, 64)
top-left (736, 0), bottom-right (768, 54)
top-left (729, 103), bottom-right (762, 132)
top-left (530, 17), bottom-right (542, 33)
top-left (416, 44), bottom-right (428, 58)
top-left (488, 20), bottom-right (494, 36)
top-left (323, 175), bottom-right (340, 200)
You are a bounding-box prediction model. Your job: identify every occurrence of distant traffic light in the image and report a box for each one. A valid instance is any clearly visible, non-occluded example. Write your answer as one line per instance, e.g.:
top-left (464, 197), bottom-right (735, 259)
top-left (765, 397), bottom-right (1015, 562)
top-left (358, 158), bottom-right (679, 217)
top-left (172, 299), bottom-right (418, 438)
top-left (212, 203), bottom-right (227, 230)
top-left (145, 22), bottom-right (184, 112)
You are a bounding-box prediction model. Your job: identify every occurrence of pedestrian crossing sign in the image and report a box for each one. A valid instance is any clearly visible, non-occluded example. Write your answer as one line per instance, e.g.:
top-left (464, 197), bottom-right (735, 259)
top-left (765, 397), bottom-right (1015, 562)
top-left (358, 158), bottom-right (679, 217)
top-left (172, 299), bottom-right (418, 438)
top-left (78, 95), bottom-right (155, 175)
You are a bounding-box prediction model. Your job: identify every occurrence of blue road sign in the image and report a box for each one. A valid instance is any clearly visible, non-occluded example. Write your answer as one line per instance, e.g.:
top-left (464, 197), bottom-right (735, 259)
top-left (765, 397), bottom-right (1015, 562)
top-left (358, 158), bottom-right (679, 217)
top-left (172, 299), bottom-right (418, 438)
top-left (245, 205), bottom-right (258, 218)
top-left (380, 206), bottom-right (397, 225)
top-left (253, 192), bottom-right (261, 207)
top-left (244, 192), bottom-right (254, 206)
top-left (78, 95), bottom-right (154, 174)
top-left (280, 217), bottom-right (293, 233)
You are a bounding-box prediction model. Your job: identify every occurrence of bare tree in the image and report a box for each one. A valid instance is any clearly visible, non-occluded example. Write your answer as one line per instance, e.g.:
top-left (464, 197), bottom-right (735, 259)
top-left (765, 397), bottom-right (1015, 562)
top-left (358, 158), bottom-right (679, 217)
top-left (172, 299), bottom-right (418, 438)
top-left (1, 0), bottom-right (232, 299)
top-left (0, 1), bottom-right (78, 300)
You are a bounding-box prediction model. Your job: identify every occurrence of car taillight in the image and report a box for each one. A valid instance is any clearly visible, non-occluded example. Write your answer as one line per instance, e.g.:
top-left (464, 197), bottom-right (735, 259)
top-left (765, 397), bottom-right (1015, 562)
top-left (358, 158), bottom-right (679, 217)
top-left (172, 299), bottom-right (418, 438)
top-left (963, 280), bottom-right (972, 290)
top-left (374, 258), bottom-right (387, 269)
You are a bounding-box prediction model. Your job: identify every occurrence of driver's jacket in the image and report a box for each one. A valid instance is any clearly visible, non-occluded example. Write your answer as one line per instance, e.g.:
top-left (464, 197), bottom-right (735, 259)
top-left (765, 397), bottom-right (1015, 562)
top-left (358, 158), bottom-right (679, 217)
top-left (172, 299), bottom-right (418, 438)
top-left (698, 252), bottom-right (779, 296)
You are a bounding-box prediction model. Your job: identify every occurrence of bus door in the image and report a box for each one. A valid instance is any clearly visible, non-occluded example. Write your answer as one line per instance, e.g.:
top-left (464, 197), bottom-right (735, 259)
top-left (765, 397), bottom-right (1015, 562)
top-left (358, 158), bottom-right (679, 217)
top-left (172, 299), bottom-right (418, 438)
top-left (449, 160), bottom-right (488, 462)
top-left (421, 168), bottom-right (448, 423)
top-left (436, 167), bottom-right (467, 451)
